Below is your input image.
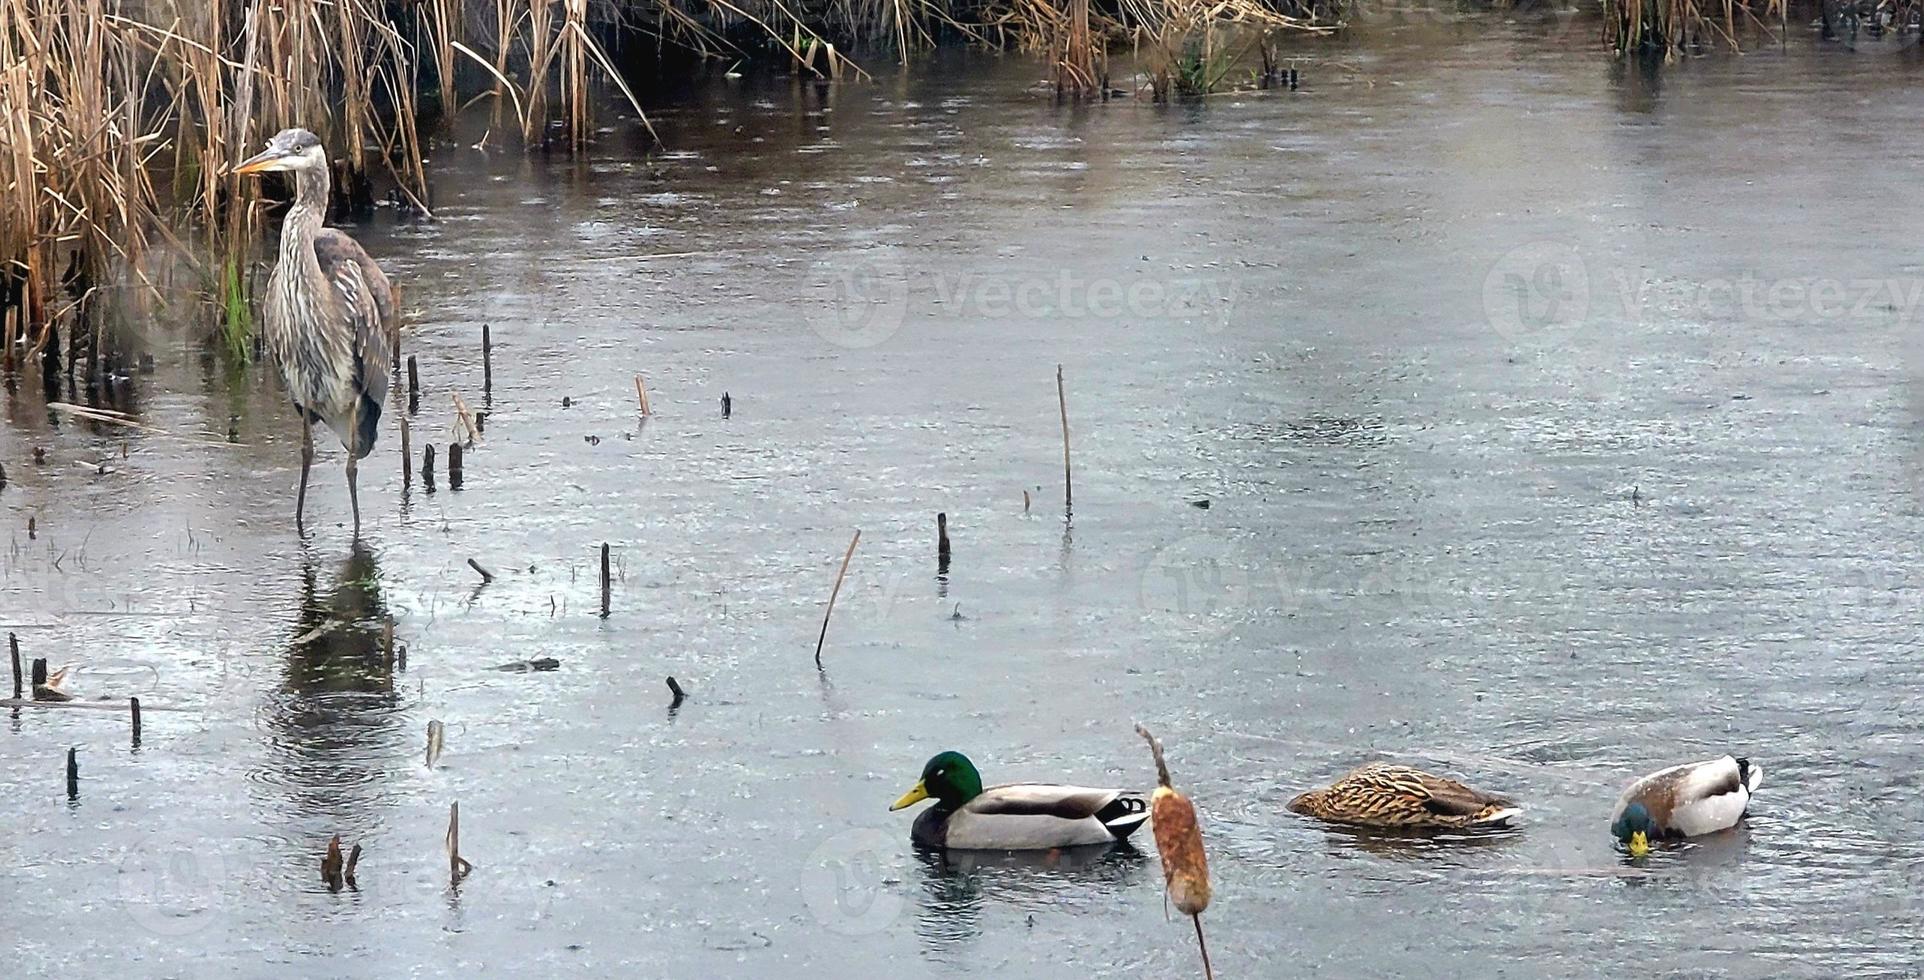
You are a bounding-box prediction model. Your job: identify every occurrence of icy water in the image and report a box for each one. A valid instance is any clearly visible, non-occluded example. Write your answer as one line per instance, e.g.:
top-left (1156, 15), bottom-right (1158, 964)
top-left (7, 15), bottom-right (1924, 979)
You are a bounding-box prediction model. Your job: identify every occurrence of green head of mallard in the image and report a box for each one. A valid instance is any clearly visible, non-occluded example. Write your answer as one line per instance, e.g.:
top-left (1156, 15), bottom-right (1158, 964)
top-left (1612, 802), bottom-right (1658, 858)
top-left (890, 751), bottom-right (984, 811)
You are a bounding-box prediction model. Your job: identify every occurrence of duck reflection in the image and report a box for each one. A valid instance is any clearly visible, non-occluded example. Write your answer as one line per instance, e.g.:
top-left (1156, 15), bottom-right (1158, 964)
top-left (1315, 823), bottom-right (1524, 861)
top-left (910, 844), bottom-right (1148, 950)
top-left (253, 541), bottom-right (406, 852)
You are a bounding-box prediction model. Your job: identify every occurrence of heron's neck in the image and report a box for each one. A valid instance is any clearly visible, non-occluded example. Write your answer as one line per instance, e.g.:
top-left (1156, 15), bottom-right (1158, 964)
top-left (280, 165), bottom-right (331, 264)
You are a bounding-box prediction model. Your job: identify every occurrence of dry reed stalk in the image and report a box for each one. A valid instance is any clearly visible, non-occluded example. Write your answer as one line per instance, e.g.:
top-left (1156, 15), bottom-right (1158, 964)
top-left (1056, 365), bottom-right (1072, 511)
top-left (1136, 724), bottom-right (1213, 979)
top-left (426, 719), bottom-right (446, 768)
top-left (813, 529), bottom-right (861, 669)
top-left (447, 801), bottom-right (473, 885)
top-left (634, 374), bottom-right (652, 415)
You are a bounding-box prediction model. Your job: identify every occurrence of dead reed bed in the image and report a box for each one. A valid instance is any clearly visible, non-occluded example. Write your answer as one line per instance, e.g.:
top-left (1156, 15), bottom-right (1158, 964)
top-left (1, 0), bottom-right (1339, 370)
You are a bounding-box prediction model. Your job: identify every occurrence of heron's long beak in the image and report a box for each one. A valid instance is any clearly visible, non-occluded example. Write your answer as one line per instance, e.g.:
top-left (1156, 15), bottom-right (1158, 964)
top-left (890, 780), bottom-right (929, 811)
top-left (1628, 831), bottom-right (1650, 858)
top-left (230, 148), bottom-right (284, 175)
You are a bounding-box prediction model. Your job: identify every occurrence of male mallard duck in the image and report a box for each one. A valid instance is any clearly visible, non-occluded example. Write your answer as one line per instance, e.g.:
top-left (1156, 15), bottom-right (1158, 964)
top-left (1609, 756), bottom-right (1761, 857)
top-left (1287, 762), bottom-right (1520, 829)
top-left (889, 751), bottom-right (1150, 850)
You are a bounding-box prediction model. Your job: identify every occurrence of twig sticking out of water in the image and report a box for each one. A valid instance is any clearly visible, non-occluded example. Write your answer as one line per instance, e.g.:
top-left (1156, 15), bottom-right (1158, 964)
top-left (467, 559), bottom-right (493, 584)
top-left (937, 513), bottom-right (951, 574)
top-left (721, 392), bottom-right (732, 418)
top-left (346, 844), bottom-right (361, 888)
top-left (9, 633), bottom-right (20, 700)
top-left (599, 543), bottom-right (612, 619)
top-left (1023, 490), bottom-right (1031, 515)
top-left (66, 747), bottom-right (78, 800)
top-left (130, 697), bottom-right (141, 747)
top-left (666, 676), bottom-right (688, 708)
top-left (408, 355), bottom-right (421, 413)
top-left (1136, 724), bottom-right (1213, 980)
top-left (453, 394), bottom-right (481, 444)
top-left (423, 444), bottom-right (437, 491)
top-left (448, 442), bottom-right (464, 490)
top-left (323, 835), bottom-right (346, 891)
top-left (401, 415), bottom-right (412, 484)
top-left (634, 374), bottom-right (652, 416)
top-left (447, 802), bottom-right (473, 886)
top-left (1057, 365), bottom-right (1073, 513)
top-left (482, 323), bottom-right (493, 394)
top-left (426, 719), bottom-right (445, 768)
top-left (814, 530), bottom-right (861, 670)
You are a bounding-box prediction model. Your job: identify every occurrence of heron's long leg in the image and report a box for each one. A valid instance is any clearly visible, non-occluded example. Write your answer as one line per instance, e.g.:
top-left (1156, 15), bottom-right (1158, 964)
top-left (346, 455), bottom-right (361, 537)
top-left (297, 422), bottom-right (314, 532)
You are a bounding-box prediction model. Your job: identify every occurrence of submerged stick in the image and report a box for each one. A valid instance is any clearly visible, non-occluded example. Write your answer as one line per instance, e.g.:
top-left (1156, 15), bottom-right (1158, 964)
top-left (466, 558), bottom-right (493, 583)
top-left (1057, 365), bottom-right (1073, 512)
top-left (813, 530), bottom-right (861, 669)
top-left (599, 543), bottom-right (611, 618)
top-left (666, 676), bottom-right (687, 708)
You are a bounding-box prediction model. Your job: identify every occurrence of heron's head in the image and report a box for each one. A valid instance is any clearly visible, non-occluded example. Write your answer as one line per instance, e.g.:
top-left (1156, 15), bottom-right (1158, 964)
top-left (232, 128), bottom-right (325, 175)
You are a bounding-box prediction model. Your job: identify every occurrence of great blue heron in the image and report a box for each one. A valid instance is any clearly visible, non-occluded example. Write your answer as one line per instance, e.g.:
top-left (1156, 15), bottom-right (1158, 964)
top-left (233, 128), bottom-right (395, 535)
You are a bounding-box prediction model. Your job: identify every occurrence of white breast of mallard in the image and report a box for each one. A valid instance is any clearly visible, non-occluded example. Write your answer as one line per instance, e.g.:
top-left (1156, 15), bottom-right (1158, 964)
top-left (266, 208), bottom-right (357, 420)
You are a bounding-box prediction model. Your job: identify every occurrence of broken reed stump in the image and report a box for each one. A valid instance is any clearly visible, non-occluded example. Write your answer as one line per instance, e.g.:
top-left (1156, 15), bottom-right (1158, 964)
top-left (426, 719), bottom-right (446, 768)
top-left (721, 392), bottom-right (732, 418)
top-left (1136, 724), bottom-right (1213, 980)
top-left (130, 697), bottom-right (141, 747)
top-left (382, 619), bottom-right (395, 672)
top-left (1057, 364), bottom-right (1073, 513)
top-left (9, 633), bottom-right (19, 699)
top-left (407, 355), bottom-right (420, 405)
top-left (666, 676), bottom-right (688, 708)
top-left (813, 529), bottom-right (861, 670)
top-left (448, 442), bottom-right (464, 490)
top-left (66, 747), bottom-right (78, 800)
top-left (599, 543), bottom-right (611, 618)
top-left (937, 513), bottom-right (952, 574)
top-left (423, 444), bottom-right (437, 491)
top-left (467, 558), bottom-right (493, 584)
top-left (634, 374), bottom-right (652, 416)
top-left (1023, 490), bottom-right (1031, 514)
top-left (323, 835), bottom-right (346, 891)
top-left (447, 802), bottom-right (473, 885)
top-left (453, 393), bottom-right (481, 444)
top-left (400, 415), bottom-right (412, 484)
top-left (0, 461), bottom-right (7, 491)
top-left (482, 323), bottom-right (493, 393)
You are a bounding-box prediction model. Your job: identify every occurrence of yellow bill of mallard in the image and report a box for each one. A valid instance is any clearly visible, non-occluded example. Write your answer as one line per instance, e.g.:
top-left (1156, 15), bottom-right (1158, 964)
top-left (1628, 830), bottom-right (1650, 858)
top-left (890, 779), bottom-right (929, 811)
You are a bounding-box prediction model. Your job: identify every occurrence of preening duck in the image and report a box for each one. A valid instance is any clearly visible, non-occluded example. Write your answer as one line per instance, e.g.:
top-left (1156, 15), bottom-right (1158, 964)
top-left (889, 751), bottom-right (1150, 850)
top-left (1610, 755), bottom-right (1762, 857)
top-left (1287, 762), bottom-right (1521, 830)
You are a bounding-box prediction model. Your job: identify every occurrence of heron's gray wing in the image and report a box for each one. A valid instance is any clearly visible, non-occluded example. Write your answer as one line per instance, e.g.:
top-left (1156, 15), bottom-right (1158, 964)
top-left (313, 228), bottom-right (392, 406)
top-left (313, 228), bottom-right (391, 456)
